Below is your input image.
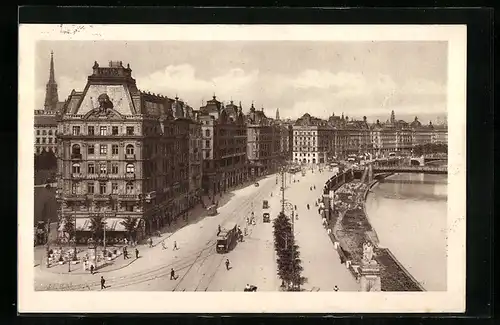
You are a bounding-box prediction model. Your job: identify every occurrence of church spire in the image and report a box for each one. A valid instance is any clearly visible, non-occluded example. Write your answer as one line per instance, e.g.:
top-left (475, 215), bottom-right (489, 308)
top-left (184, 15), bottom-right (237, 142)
top-left (44, 51), bottom-right (59, 111)
top-left (49, 51), bottom-right (55, 82)
top-left (276, 108), bottom-right (280, 120)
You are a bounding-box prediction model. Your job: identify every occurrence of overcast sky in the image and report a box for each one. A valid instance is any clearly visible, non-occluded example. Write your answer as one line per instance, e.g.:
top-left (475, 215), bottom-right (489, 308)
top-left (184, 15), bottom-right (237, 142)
top-left (36, 40), bottom-right (447, 123)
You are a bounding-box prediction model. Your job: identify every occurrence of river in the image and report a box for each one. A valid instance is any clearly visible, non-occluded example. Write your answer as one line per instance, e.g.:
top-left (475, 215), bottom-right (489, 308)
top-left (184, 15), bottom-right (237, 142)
top-left (365, 172), bottom-right (447, 291)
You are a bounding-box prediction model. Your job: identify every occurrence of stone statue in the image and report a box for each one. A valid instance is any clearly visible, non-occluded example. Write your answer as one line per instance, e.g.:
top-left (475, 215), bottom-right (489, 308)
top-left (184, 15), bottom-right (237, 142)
top-left (362, 241), bottom-right (375, 264)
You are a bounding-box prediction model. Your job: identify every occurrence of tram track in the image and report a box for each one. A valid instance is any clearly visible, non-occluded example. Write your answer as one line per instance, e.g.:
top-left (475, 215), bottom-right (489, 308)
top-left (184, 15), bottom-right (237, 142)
top-left (172, 179), bottom-right (275, 291)
top-left (44, 177), bottom-right (277, 291)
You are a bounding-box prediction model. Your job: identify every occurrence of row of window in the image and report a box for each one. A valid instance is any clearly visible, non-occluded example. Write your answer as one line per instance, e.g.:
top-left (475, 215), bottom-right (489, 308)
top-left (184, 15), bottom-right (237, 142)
top-left (36, 129), bottom-right (56, 136)
top-left (294, 153), bottom-right (318, 157)
top-left (73, 181), bottom-right (135, 195)
top-left (35, 137), bottom-right (57, 144)
top-left (35, 147), bottom-right (57, 154)
top-left (72, 162), bottom-right (135, 174)
top-left (71, 125), bottom-right (135, 136)
top-left (294, 131), bottom-right (317, 136)
top-left (72, 144), bottom-right (135, 156)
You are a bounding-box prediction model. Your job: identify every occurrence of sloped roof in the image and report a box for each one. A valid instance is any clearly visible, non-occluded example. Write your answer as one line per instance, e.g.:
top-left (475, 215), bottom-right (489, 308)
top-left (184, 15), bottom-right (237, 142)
top-left (34, 114), bottom-right (57, 126)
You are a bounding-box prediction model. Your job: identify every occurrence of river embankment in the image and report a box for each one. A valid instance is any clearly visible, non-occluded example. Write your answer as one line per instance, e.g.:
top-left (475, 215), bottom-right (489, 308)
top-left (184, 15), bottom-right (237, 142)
top-left (365, 172), bottom-right (447, 291)
top-left (322, 170), bottom-right (424, 291)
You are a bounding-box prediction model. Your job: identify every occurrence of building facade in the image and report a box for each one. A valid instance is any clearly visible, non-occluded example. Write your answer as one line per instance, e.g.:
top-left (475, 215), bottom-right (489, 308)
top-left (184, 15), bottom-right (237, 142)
top-left (199, 96), bottom-right (247, 195)
top-left (292, 113), bottom-right (332, 165)
top-left (56, 61), bottom-right (195, 244)
top-left (185, 105), bottom-right (203, 208)
top-left (34, 110), bottom-right (58, 154)
top-left (410, 116), bottom-right (434, 148)
top-left (34, 51), bottom-right (65, 155)
top-left (246, 104), bottom-right (283, 176)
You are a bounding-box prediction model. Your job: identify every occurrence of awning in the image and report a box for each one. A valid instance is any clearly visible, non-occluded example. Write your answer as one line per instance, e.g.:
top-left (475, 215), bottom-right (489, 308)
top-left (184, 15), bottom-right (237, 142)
top-left (59, 218), bottom-right (92, 232)
top-left (59, 217), bottom-right (139, 232)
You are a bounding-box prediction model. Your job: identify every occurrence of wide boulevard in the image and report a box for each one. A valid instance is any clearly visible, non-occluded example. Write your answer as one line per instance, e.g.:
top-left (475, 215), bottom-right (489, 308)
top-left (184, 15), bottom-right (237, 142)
top-left (35, 168), bottom-right (357, 292)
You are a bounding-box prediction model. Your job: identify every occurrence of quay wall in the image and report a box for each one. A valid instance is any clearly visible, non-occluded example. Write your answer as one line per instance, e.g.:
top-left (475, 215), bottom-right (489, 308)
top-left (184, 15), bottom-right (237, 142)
top-left (322, 169), bottom-right (425, 291)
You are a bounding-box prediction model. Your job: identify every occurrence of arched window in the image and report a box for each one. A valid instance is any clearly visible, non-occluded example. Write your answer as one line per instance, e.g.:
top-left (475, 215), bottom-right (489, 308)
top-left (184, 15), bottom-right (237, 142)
top-left (126, 163), bottom-right (135, 174)
top-left (72, 163), bottom-right (80, 174)
top-left (205, 129), bottom-right (210, 137)
top-left (48, 130), bottom-right (53, 136)
top-left (126, 182), bottom-right (134, 194)
top-left (42, 130), bottom-right (47, 135)
top-left (72, 144), bottom-right (81, 155)
top-left (126, 144), bottom-right (135, 155)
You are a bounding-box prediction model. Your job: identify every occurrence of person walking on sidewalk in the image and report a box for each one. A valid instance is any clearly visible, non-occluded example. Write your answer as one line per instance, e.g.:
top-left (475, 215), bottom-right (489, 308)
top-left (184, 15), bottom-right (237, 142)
top-left (225, 258), bottom-right (231, 270)
top-left (135, 248), bottom-right (139, 259)
top-left (170, 268), bottom-right (176, 280)
top-left (161, 240), bottom-right (167, 250)
top-left (90, 264), bottom-right (95, 275)
top-left (100, 276), bottom-right (106, 290)
top-left (173, 241), bottom-right (178, 251)
top-left (148, 237), bottom-right (153, 248)
top-left (123, 247), bottom-right (128, 260)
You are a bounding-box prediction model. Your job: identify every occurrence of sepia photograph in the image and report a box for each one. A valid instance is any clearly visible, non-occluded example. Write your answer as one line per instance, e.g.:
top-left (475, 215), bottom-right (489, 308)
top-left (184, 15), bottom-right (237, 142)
top-left (18, 24), bottom-right (466, 313)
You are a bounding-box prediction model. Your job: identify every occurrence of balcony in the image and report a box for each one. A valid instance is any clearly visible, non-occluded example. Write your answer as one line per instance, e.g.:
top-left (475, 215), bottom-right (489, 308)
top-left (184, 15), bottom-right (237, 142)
top-left (94, 194), bottom-right (111, 200)
top-left (71, 173), bottom-right (83, 179)
top-left (125, 173), bottom-right (136, 179)
top-left (71, 153), bottom-right (82, 160)
top-left (125, 154), bottom-right (136, 160)
top-left (119, 194), bottom-right (139, 201)
top-left (97, 173), bottom-right (109, 181)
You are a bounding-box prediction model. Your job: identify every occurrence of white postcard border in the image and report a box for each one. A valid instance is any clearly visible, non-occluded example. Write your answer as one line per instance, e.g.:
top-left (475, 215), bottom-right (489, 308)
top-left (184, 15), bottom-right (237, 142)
top-left (18, 24), bottom-right (466, 313)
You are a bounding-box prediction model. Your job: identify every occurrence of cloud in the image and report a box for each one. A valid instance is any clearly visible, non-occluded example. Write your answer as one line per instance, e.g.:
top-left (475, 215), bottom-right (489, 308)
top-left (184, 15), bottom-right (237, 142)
top-left (39, 63), bottom-right (447, 123)
top-left (137, 64), bottom-right (259, 104)
top-left (288, 70), bottom-right (367, 91)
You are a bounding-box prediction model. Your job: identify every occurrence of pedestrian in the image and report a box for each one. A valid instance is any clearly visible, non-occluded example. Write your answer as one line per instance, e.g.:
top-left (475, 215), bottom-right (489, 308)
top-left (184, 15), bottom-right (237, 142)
top-left (327, 228), bottom-right (332, 236)
top-left (217, 225), bottom-right (221, 236)
top-left (124, 237), bottom-right (128, 246)
top-left (100, 276), bottom-right (106, 290)
top-left (225, 259), bottom-right (230, 270)
top-left (170, 268), bottom-right (176, 280)
top-left (173, 241), bottom-right (178, 251)
top-left (90, 264), bottom-right (94, 275)
top-left (161, 240), bottom-right (167, 250)
top-left (135, 248), bottom-right (139, 259)
top-left (333, 285), bottom-right (339, 292)
top-left (148, 237), bottom-right (153, 248)
top-left (123, 247), bottom-right (127, 260)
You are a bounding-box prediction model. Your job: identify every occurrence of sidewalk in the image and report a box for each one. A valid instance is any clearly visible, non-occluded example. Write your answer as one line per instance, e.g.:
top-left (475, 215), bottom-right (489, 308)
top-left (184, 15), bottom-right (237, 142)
top-left (37, 202), bottom-right (209, 275)
top-left (287, 169), bottom-right (359, 292)
top-left (35, 178), bottom-right (280, 290)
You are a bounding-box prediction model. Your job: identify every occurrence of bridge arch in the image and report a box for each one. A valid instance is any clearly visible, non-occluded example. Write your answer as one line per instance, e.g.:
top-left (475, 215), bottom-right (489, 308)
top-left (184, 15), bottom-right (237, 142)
top-left (410, 157), bottom-right (425, 166)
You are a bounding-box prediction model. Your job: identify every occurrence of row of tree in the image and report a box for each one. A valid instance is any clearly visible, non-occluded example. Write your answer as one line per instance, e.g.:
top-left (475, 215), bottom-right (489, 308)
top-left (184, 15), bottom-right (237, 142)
top-left (35, 150), bottom-right (57, 171)
top-left (273, 211), bottom-right (305, 291)
top-left (412, 143), bottom-right (448, 156)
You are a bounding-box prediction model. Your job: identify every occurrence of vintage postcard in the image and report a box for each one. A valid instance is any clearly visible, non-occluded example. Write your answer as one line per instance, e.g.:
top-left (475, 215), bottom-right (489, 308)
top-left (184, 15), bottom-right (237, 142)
top-left (18, 24), bottom-right (466, 313)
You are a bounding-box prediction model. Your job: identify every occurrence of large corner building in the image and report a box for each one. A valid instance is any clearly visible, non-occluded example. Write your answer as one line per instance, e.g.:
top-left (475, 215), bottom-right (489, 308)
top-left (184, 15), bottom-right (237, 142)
top-left (56, 61), bottom-right (202, 244)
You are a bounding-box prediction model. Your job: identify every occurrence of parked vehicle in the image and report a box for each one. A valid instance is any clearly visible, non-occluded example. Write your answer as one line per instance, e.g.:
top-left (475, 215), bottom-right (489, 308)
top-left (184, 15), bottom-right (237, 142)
top-left (254, 182), bottom-right (259, 187)
top-left (244, 285), bottom-right (258, 292)
top-left (216, 222), bottom-right (238, 253)
top-left (263, 212), bottom-right (270, 223)
top-left (207, 205), bottom-right (218, 216)
top-left (262, 200), bottom-right (269, 209)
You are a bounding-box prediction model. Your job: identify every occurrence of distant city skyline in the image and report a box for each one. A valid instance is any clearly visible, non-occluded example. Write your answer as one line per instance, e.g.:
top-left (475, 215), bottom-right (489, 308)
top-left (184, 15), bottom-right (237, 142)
top-left (35, 41), bottom-right (447, 123)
